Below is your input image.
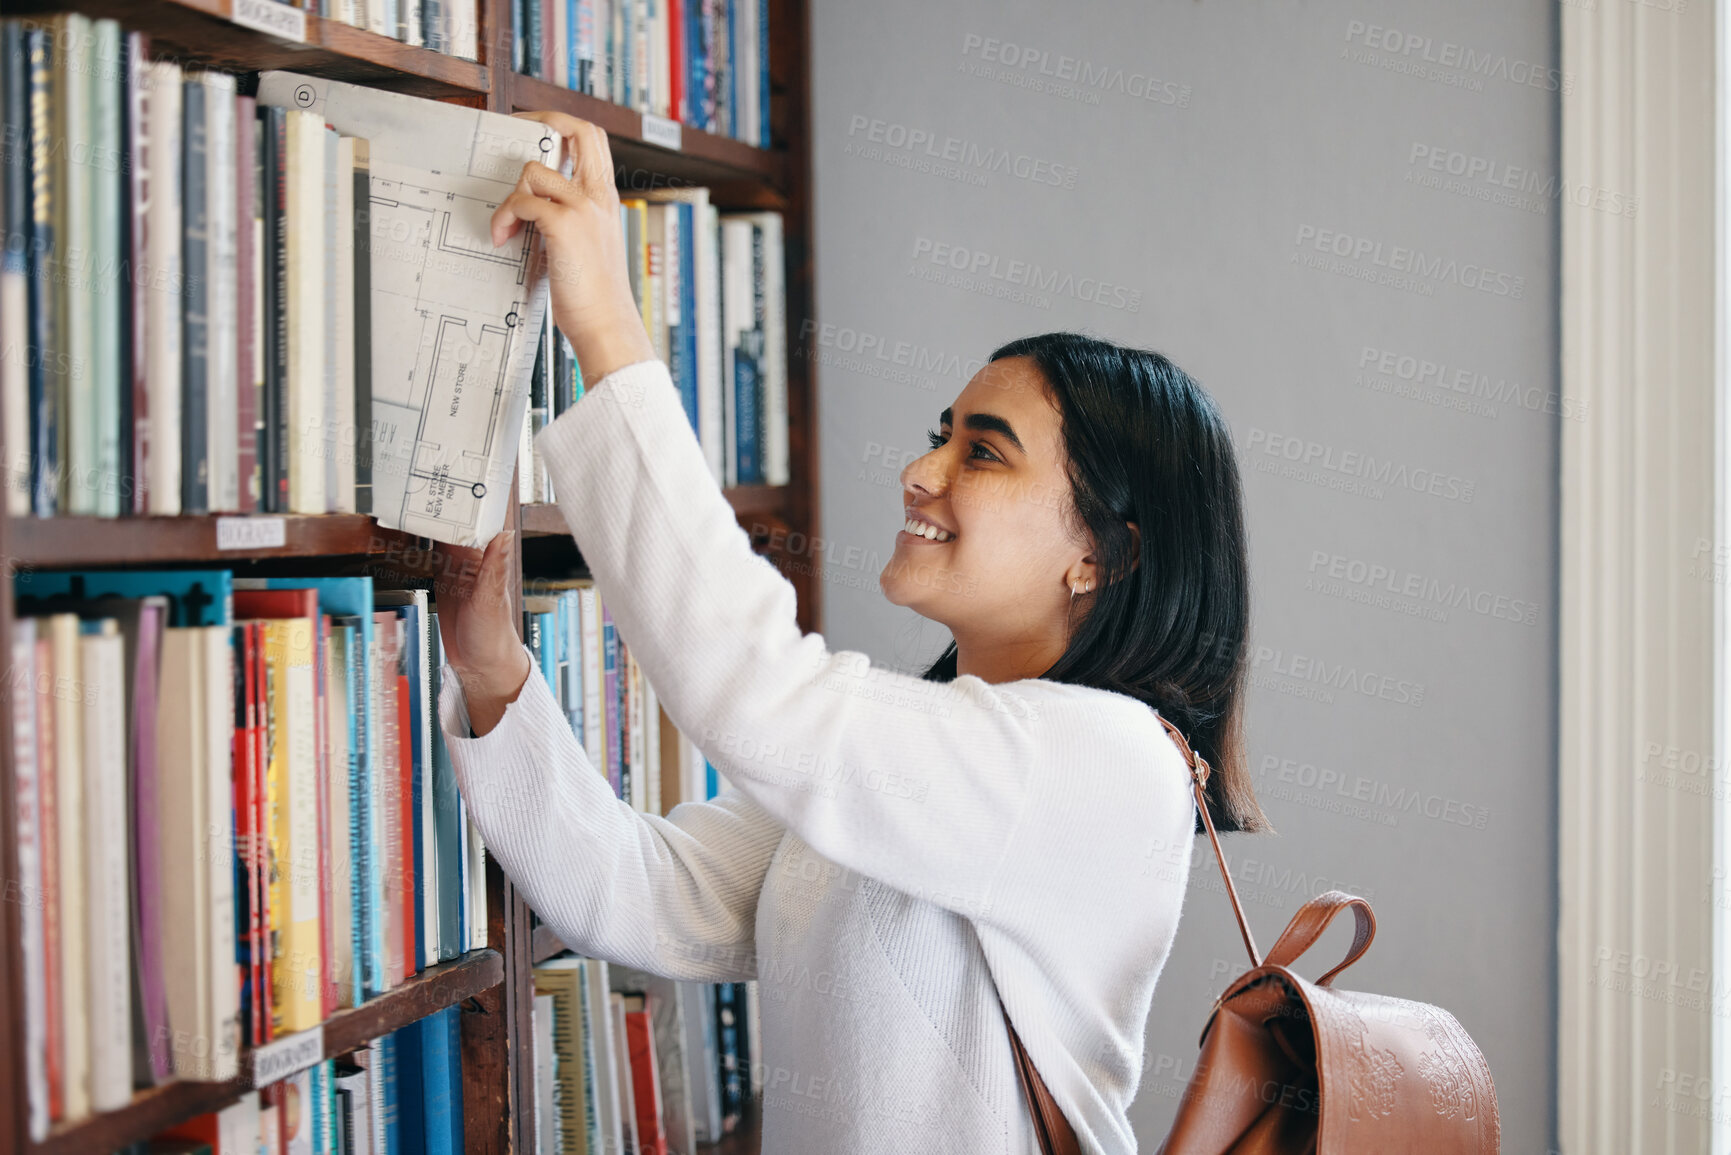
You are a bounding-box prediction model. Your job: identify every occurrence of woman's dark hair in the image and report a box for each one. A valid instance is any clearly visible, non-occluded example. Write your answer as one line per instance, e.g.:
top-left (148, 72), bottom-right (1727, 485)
top-left (920, 331), bottom-right (1269, 833)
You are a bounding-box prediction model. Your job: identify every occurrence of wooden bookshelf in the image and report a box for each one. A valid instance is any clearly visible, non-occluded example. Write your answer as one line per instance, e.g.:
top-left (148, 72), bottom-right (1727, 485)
top-left (31, 949), bottom-right (504, 1155)
top-left (0, 0), bottom-right (819, 1149)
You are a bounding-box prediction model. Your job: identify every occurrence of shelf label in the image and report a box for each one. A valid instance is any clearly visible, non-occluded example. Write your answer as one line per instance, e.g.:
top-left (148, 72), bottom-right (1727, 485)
top-left (253, 1024), bottom-right (324, 1088)
top-left (231, 0), bottom-right (308, 44)
top-left (641, 113), bottom-right (683, 152)
top-left (217, 516), bottom-right (287, 551)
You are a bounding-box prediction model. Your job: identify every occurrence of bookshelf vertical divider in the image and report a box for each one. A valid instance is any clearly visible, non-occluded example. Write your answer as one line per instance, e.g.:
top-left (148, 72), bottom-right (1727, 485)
top-left (0, 0), bottom-right (820, 1149)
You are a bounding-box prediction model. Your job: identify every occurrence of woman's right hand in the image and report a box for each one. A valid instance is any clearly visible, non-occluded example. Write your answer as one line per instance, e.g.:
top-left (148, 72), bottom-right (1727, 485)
top-left (434, 530), bottom-right (531, 736)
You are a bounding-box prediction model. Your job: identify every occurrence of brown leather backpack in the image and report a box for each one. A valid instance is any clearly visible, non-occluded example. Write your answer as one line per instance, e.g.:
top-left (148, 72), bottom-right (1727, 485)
top-left (1000, 717), bottom-right (1501, 1154)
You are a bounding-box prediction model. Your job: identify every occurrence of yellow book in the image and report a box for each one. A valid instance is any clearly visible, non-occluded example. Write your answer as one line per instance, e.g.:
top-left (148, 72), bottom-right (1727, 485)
top-left (534, 960), bottom-right (590, 1154)
top-left (263, 617), bottom-right (322, 1032)
top-left (624, 198), bottom-right (651, 334)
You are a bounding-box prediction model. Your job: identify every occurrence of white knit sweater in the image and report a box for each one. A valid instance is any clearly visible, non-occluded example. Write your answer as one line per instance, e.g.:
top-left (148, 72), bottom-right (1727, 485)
top-left (438, 358), bottom-right (1200, 1154)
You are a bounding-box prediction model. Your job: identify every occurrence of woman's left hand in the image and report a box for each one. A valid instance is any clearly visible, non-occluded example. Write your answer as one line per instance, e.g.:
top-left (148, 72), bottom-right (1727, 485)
top-left (491, 109), bottom-right (655, 386)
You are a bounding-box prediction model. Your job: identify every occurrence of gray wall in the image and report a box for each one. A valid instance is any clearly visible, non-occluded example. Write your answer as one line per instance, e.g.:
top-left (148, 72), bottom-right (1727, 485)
top-left (807, 0), bottom-right (1558, 1149)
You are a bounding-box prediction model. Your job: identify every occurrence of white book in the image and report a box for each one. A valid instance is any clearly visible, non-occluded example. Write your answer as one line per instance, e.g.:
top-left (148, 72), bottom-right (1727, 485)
top-left (285, 108), bottom-right (327, 513)
top-left (610, 992), bottom-right (640, 1155)
top-left (578, 588), bottom-right (603, 770)
top-left (331, 135), bottom-right (357, 516)
top-left (739, 212), bottom-right (787, 484)
top-left (48, 616), bottom-right (90, 1118)
top-left (680, 729), bottom-right (706, 809)
top-left (466, 813), bottom-right (488, 952)
top-left (336, 1063), bottom-right (374, 1155)
top-left (553, 0), bottom-right (568, 88)
top-left (679, 981), bottom-right (722, 1143)
top-left (533, 993), bottom-right (557, 1155)
top-left (218, 1093), bottom-right (261, 1152)
top-left (89, 20), bottom-right (124, 516)
top-left (324, 126), bottom-right (342, 511)
top-left (80, 626), bottom-right (131, 1110)
top-left (58, 14), bottom-right (93, 515)
top-left (204, 71), bottom-right (240, 512)
top-left (648, 0), bottom-right (668, 117)
top-left (144, 62), bottom-right (183, 514)
top-left (643, 678), bottom-right (661, 816)
top-left (402, 0), bottom-right (424, 46)
top-left (200, 625), bottom-right (241, 1079)
top-left (366, 0), bottom-right (390, 37)
top-left (584, 959), bottom-right (626, 1154)
top-left (11, 626), bottom-right (48, 1140)
top-left (746, 980), bottom-right (762, 1092)
top-left (627, 656), bottom-right (645, 812)
top-left (368, 1040), bottom-right (388, 1155)
top-left (452, 0), bottom-right (480, 61)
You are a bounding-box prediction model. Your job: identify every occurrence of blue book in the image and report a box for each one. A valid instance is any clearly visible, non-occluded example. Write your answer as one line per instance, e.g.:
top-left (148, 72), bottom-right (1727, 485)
top-left (237, 576), bottom-right (379, 1002)
top-left (706, 757), bottom-right (719, 800)
top-left (687, 0), bottom-right (706, 131)
top-left (21, 26), bottom-right (57, 517)
top-left (429, 616), bottom-right (462, 963)
top-left (378, 1031), bottom-right (401, 1155)
top-left (674, 203), bottom-right (700, 432)
top-left (734, 338), bottom-right (761, 484)
top-left (336, 620), bottom-right (366, 989)
top-left (512, 0), bottom-right (524, 72)
top-left (602, 605), bottom-right (621, 798)
top-left (386, 601), bottom-right (426, 976)
top-left (420, 1005), bottom-right (465, 1155)
top-left (537, 609), bottom-right (557, 693)
top-left (757, 0), bottom-right (769, 145)
top-left (725, 0), bottom-right (737, 137)
top-left (393, 1018), bottom-right (426, 1155)
top-left (18, 569), bottom-right (234, 626)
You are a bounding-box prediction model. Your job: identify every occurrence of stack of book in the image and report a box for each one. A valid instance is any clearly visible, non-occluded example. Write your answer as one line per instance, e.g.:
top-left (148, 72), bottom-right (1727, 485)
top-left (7, 569), bottom-right (487, 1136)
top-left (514, 0), bottom-right (770, 146)
top-left (0, 16), bottom-right (378, 520)
top-left (116, 1008), bottom-right (467, 1154)
top-left (523, 191), bottom-right (788, 499)
top-left (532, 955), bottom-right (757, 1154)
top-left (522, 580), bottom-right (762, 1149)
top-left (319, 0), bottom-right (483, 60)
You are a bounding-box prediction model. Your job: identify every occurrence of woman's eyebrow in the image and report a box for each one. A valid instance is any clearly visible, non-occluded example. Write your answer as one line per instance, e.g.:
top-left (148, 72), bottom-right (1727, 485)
top-left (940, 406), bottom-right (1026, 455)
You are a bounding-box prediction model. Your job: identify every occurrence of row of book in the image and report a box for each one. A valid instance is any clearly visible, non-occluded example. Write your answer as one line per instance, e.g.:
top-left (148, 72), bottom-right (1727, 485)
top-left (533, 957), bottom-right (757, 1155)
top-left (115, 1007), bottom-right (466, 1154)
top-left (8, 569), bottom-right (487, 1142)
top-left (522, 579), bottom-right (758, 1149)
top-left (306, 0), bottom-right (482, 60)
top-left (515, 0), bottom-right (770, 146)
top-left (2, 16), bottom-right (384, 519)
top-left (522, 193), bottom-right (789, 498)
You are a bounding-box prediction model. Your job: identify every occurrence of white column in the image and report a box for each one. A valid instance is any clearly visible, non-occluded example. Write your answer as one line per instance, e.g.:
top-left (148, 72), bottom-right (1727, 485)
top-left (1559, 0), bottom-right (1718, 1151)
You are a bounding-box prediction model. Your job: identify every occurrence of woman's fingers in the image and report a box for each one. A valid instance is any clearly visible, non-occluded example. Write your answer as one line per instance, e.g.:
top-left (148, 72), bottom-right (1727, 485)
top-left (490, 185), bottom-right (570, 248)
top-left (512, 109), bottom-right (616, 203)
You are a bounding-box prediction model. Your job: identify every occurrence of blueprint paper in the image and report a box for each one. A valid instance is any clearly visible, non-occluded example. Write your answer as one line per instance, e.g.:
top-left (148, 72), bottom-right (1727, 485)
top-left (257, 71), bottom-right (568, 547)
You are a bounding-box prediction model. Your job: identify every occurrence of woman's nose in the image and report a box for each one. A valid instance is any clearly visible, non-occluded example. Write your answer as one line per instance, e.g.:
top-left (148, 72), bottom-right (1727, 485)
top-left (901, 447), bottom-right (951, 497)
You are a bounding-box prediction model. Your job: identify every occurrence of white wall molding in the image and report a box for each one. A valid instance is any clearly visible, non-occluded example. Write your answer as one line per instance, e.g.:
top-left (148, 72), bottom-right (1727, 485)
top-left (1560, 1), bottom-right (1718, 1150)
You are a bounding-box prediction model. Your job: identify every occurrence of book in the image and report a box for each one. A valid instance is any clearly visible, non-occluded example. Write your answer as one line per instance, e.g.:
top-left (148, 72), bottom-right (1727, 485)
top-left (534, 959), bottom-right (590, 1153)
top-left (285, 107), bottom-right (325, 514)
top-left (10, 623), bottom-right (48, 1139)
top-left (237, 597), bottom-right (322, 1035)
top-left (533, 992), bottom-right (558, 1154)
top-left (202, 70), bottom-right (239, 513)
top-left (351, 137), bottom-right (373, 516)
top-left (181, 72), bottom-right (210, 514)
top-left (1, 22), bottom-right (30, 514)
top-left (255, 71), bottom-right (566, 547)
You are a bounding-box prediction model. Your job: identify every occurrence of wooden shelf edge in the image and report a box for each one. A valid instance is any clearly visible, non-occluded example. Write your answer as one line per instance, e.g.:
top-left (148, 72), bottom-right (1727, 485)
top-left (29, 948), bottom-right (504, 1155)
top-left (8, 513), bottom-right (436, 568)
top-left (520, 486), bottom-right (789, 539)
top-left (509, 73), bottom-right (786, 188)
top-left (529, 923), bottom-right (567, 965)
top-left (9, 0), bottom-right (490, 100)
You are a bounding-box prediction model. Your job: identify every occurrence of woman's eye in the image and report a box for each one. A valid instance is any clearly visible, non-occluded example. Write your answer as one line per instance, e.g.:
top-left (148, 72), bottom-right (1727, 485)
top-left (925, 427), bottom-right (1000, 463)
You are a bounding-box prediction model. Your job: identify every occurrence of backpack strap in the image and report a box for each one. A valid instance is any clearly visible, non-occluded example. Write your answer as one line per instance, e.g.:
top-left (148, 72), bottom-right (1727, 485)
top-left (1156, 715), bottom-right (1262, 968)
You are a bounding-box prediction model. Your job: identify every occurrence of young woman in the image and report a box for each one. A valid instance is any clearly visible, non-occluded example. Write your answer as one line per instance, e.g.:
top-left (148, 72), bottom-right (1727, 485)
top-left (435, 110), bottom-right (1268, 1155)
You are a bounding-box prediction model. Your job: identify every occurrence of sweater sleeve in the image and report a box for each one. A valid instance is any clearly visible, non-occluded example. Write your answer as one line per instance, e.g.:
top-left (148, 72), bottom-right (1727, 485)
top-left (439, 643), bottom-right (784, 980)
top-left (533, 358), bottom-right (1053, 922)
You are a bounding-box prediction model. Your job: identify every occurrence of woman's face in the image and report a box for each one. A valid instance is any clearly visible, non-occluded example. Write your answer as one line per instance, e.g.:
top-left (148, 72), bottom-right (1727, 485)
top-left (881, 356), bottom-right (1088, 637)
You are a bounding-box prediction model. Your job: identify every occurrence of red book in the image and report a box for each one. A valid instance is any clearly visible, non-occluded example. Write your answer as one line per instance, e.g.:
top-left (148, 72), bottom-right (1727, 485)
top-left (626, 1005), bottom-right (669, 1155)
top-left (34, 635), bottom-right (63, 1120)
top-left (233, 621), bottom-right (259, 1047)
top-left (397, 664), bottom-right (415, 979)
top-left (669, 0), bottom-right (684, 122)
top-left (252, 621), bottom-right (273, 1041)
top-left (236, 589), bottom-right (322, 1029)
top-left (235, 93), bottom-right (258, 511)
